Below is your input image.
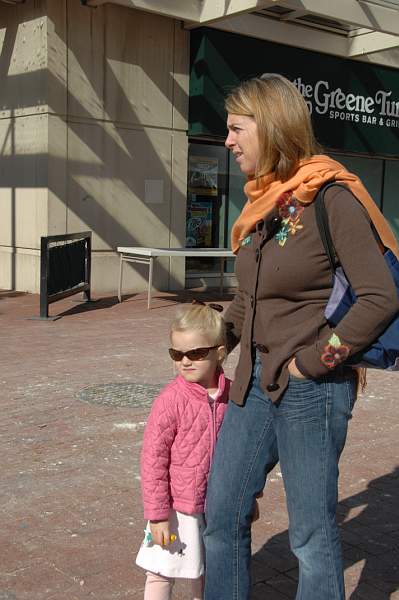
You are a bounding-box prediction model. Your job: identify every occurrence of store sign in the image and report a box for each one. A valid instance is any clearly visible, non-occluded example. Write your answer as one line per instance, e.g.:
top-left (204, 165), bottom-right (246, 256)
top-left (294, 77), bottom-right (399, 129)
top-left (189, 28), bottom-right (399, 156)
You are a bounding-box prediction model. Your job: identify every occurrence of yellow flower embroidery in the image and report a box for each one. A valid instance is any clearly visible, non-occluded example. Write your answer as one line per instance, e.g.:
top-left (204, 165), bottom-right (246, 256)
top-left (287, 219), bottom-right (303, 236)
top-left (275, 193), bottom-right (304, 246)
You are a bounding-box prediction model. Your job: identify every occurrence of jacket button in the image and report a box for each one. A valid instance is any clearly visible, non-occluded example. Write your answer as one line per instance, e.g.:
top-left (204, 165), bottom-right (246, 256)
top-left (266, 383), bottom-right (280, 392)
top-left (250, 295), bottom-right (254, 307)
top-left (255, 248), bottom-right (260, 262)
top-left (271, 216), bottom-right (281, 230)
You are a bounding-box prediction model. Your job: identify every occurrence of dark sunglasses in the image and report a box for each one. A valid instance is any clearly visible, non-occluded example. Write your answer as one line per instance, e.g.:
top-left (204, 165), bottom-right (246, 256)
top-left (168, 346), bottom-right (219, 362)
top-left (191, 299), bottom-right (224, 312)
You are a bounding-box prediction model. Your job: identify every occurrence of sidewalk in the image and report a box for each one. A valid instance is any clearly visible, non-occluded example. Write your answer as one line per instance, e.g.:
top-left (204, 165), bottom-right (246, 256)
top-left (1, 290), bottom-right (398, 599)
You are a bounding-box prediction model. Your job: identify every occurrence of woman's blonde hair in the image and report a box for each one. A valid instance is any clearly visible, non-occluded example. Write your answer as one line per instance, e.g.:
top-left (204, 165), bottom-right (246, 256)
top-left (225, 73), bottom-right (321, 181)
top-left (170, 303), bottom-right (226, 349)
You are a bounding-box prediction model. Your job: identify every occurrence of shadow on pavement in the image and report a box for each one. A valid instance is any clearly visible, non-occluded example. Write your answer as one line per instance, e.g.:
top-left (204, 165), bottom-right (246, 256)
top-left (252, 466), bottom-right (399, 598)
top-left (0, 290), bottom-right (28, 299)
top-left (33, 290), bottom-right (236, 319)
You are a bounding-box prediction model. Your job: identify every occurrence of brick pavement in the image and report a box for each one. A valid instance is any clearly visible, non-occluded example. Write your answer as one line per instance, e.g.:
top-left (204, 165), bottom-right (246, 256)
top-left (1, 289), bottom-right (398, 599)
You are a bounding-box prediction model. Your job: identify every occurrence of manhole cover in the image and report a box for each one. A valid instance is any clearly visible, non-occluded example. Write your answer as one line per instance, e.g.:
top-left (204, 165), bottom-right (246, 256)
top-left (78, 383), bottom-right (163, 408)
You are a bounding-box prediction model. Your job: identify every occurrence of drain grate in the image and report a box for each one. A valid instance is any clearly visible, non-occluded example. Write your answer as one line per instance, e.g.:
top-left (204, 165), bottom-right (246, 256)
top-left (78, 382), bottom-right (163, 408)
top-left (0, 593), bottom-right (17, 600)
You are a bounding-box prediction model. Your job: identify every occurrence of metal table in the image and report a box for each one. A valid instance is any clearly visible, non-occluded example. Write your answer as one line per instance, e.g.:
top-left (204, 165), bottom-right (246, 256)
top-left (117, 247), bottom-right (235, 308)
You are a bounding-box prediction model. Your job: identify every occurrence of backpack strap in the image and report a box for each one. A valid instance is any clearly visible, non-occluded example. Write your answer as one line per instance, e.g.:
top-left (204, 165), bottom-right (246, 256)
top-left (314, 182), bottom-right (350, 274)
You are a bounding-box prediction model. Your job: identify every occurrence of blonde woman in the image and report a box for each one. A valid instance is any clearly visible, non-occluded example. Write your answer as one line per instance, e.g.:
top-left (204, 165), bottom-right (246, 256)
top-left (203, 74), bottom-right (399, 600)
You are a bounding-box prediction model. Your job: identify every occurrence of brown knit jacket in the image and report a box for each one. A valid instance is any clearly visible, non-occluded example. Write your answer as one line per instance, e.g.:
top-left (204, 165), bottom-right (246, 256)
top-left (225, 185), bottom-right (399, 405)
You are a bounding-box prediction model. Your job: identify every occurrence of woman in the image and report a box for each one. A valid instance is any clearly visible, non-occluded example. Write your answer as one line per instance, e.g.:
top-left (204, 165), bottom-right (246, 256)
top-left (203, 74), bottom-right (399, 600)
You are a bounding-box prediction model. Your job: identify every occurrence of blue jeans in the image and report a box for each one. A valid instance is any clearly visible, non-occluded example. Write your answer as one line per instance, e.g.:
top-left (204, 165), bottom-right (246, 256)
top-left (204, 353), bottom-right (356, 600)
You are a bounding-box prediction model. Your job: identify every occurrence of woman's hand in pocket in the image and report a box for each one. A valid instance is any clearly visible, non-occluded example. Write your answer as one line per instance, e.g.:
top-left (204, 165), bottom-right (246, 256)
top-left (288, 358), bottom-right (307, 379)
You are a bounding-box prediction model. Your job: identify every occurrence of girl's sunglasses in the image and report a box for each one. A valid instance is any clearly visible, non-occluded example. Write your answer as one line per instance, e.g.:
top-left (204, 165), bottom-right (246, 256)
top-left (168, 346), bottom-right (218, 362)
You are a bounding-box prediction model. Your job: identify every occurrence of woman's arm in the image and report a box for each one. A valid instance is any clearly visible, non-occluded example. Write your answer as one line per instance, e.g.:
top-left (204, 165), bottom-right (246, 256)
top-left (224, 288), bottom-right (247, 353)
top-left (295, 187), bottom-right (399, 378)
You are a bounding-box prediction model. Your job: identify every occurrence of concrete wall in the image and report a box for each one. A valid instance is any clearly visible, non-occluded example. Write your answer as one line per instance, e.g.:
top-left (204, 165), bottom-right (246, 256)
top-left (0, 0), bottom-right (189, 294)
top-left (0, 1), bottom-right (48, 291)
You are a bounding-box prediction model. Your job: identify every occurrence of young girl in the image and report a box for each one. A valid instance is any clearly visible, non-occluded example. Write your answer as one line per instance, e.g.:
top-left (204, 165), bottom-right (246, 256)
top-left (136, 301), bottom-right (230, 600)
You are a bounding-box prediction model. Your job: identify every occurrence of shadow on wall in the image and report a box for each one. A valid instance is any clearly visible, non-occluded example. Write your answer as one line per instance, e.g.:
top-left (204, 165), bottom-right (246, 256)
top-left (252, 466), bottom-right (399, 598)
top-left (0, 1), bottom-right (189, 292)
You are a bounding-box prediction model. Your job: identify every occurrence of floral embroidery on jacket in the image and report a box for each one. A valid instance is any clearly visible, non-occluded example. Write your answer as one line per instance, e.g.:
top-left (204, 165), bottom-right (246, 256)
top-left (321, 333), bottom-right (350, 369)
top-left (275, 222), bottom-right (289, 245)
top-left (240, 235), bottom-right (252, 247)
top-left (275, 192), bottom-right (304, 247)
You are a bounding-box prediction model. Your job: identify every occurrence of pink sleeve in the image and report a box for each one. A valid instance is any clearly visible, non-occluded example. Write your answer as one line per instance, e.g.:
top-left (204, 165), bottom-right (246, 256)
top-left (140, 388), bottom-right (178, 520)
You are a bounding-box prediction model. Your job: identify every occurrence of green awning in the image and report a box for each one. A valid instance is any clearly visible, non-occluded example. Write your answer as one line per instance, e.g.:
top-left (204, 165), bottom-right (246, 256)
top-left (189, 28), bottom-right (399, 157)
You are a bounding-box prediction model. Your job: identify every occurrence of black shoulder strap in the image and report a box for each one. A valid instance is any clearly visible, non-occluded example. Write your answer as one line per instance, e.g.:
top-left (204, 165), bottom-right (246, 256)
top-left (315, 182), bottom-right (385, 282)
top-left (314, 182), bottom-right (349, 274)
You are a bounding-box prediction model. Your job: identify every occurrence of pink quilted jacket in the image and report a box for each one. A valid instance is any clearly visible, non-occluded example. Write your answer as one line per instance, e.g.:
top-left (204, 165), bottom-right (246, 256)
top-left (140, 370), bottom-right (230, 521)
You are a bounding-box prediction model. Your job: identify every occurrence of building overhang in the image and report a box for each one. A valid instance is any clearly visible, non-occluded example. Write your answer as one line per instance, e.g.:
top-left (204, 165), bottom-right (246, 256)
top-left (82, 0), bottom-right (399, 62)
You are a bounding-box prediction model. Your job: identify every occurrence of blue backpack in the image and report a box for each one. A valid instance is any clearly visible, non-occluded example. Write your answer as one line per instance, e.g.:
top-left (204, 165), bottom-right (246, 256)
top-left (315, 183), bottom-right (399, 371)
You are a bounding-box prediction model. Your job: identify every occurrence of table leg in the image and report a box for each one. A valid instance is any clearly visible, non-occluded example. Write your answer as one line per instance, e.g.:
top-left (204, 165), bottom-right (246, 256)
top-left (118, 254), bottom-right (123, 302)
top-left (148, 257), bottom-right (154, 309)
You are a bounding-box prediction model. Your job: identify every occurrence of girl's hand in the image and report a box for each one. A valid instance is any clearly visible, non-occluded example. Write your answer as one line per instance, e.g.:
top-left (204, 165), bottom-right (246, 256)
top-left (149, 520), bottom-right (171, 546)
top-left (288, 358), bottom-right (306, 379)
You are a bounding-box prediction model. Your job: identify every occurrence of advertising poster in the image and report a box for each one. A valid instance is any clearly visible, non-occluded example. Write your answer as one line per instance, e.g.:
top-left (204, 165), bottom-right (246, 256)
top-left (186, 200), bottom-right (213, 247)
top-left (188, 156), bottom-right (218, 197)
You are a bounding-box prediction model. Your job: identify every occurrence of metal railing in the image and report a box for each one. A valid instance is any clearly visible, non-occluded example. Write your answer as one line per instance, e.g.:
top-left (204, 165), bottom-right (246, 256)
top-left (38, 231), bottom-right (92, 319)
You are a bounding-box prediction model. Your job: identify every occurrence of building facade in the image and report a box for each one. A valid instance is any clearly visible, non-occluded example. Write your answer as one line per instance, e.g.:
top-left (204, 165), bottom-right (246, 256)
top-left (1, 0), bottom-right (398, 294)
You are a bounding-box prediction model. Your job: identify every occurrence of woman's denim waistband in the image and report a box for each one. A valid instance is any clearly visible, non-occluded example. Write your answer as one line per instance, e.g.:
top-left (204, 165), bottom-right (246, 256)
top-left (254, 348), bottom-right (356, 383)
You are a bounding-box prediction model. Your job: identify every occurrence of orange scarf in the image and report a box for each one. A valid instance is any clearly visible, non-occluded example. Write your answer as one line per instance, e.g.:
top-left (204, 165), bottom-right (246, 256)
top-left (231, 154), bottom-right (399, 256)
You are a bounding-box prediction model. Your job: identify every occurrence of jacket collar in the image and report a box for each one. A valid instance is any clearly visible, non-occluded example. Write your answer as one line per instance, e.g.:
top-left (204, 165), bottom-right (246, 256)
top-left (176, 369), bottom-right (227, 402)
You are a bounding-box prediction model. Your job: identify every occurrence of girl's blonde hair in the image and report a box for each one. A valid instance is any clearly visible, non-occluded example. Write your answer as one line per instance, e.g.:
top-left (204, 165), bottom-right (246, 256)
top-left (170, 303), bottom-right (226, 349)
top-left (225, 73), bottom-right (321, 181)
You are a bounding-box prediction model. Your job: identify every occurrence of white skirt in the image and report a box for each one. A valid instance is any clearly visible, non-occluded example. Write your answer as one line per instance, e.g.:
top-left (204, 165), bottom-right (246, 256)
top-left (135, 510), bottom-right (205, 579)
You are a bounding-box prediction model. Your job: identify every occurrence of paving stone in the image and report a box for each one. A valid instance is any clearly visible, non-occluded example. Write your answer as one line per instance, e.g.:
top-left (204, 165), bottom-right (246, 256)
top-left (251, 581), bottom-right (290, 599)
top-left (348, 581), bottom-right (392, 599)
top-left (267, 574), bottom-right (298, 598)
top-left (251, 557), bottom-right (279, 584)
